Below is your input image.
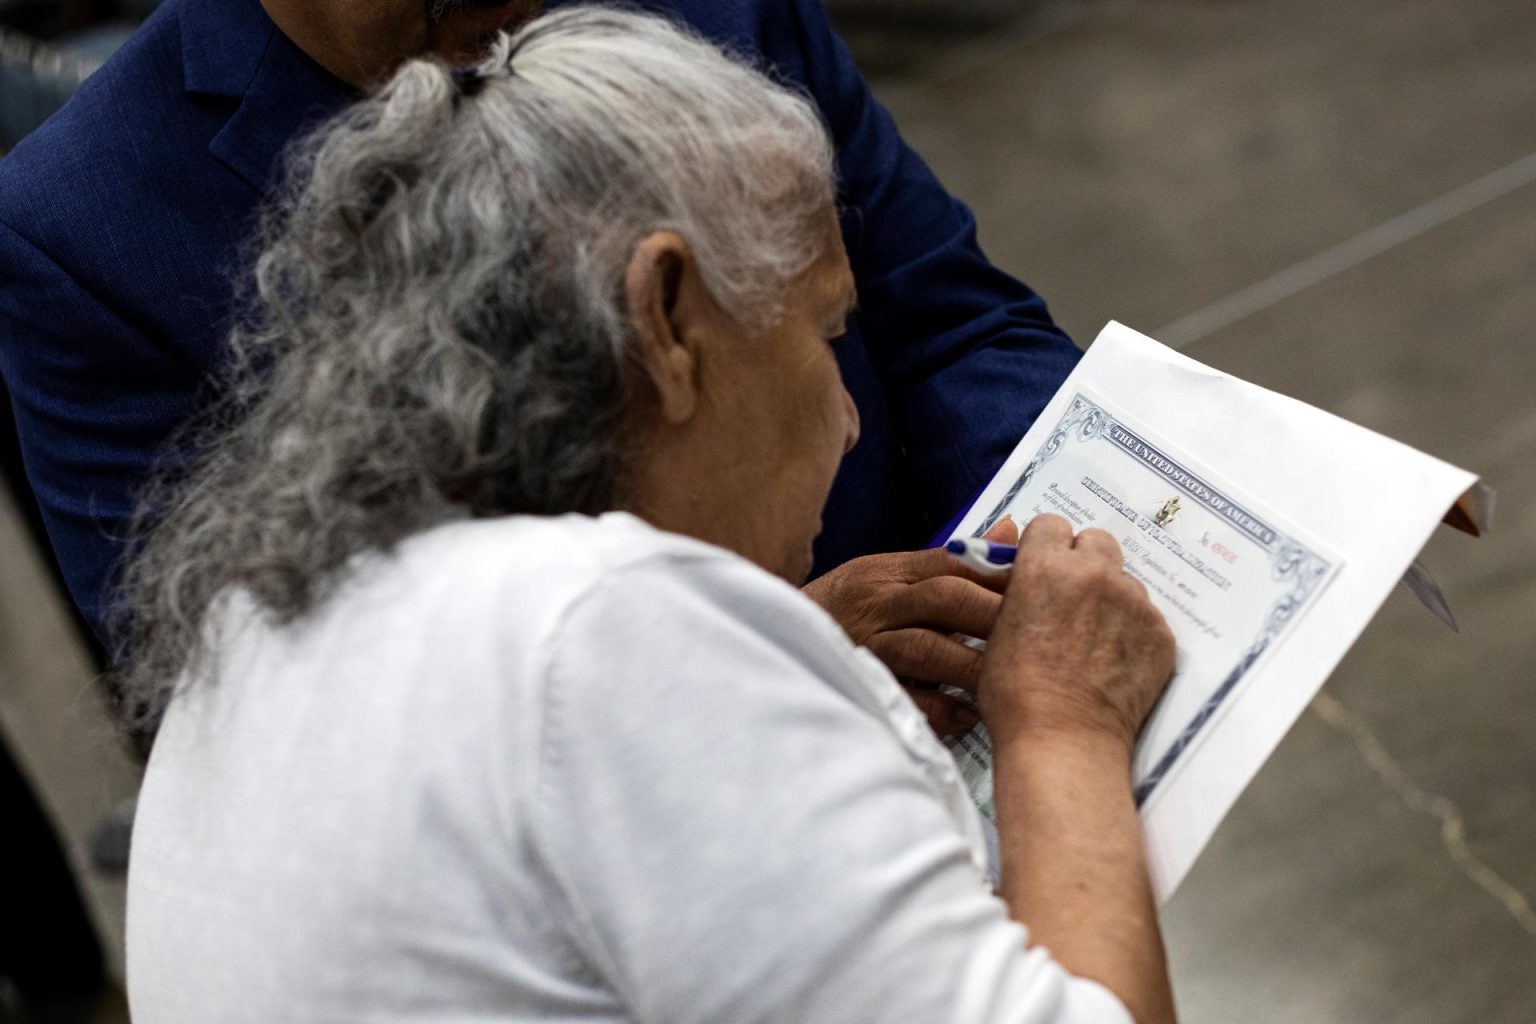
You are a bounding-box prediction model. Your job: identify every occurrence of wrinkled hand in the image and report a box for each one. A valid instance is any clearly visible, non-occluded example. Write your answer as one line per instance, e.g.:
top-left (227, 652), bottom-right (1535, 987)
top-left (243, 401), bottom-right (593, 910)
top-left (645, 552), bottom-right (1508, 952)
top-left (980, 514), bottom-right (1177, 751)
top-left (803, 518), bottom-right (1019, 737)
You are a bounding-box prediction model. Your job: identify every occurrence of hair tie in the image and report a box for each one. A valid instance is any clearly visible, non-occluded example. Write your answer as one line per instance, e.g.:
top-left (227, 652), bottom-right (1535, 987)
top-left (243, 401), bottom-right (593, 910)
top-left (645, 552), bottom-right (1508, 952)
top-left (451, 66), bottom-right (487, 100)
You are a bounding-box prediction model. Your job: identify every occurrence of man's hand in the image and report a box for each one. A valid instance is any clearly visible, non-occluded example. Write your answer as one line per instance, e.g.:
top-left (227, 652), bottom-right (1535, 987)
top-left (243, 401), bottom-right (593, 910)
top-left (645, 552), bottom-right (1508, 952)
top-left (803, 518), bottom-right (1019, 737)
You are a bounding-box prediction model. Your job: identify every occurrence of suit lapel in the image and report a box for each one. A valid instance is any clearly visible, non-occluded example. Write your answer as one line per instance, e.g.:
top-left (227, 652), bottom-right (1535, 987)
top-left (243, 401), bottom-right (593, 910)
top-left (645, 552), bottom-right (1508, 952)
top-left (180, 0), bottom-right (353, 196)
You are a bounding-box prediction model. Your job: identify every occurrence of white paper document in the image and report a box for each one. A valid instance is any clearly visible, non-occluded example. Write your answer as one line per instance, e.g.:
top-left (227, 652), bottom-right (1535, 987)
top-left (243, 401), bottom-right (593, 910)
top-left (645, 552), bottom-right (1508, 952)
top-left (945, 322), bottom-right (1480, 901)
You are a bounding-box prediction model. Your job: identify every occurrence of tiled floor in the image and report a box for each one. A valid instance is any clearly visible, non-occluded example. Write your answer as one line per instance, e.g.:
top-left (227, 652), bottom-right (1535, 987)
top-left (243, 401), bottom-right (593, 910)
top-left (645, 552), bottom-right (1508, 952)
top-left (854, 0), bottom-right (1536, 1019)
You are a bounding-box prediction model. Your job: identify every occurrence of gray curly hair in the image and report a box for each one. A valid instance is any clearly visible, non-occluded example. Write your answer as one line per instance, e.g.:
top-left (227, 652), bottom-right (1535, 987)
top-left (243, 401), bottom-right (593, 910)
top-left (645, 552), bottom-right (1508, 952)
top-left (108, 6), bottom-right (837, 736)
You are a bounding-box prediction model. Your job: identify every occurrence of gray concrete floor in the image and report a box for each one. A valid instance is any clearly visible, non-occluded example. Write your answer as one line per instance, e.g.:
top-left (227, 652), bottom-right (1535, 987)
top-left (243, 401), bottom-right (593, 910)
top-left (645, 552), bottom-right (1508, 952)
top-left (852, 0), bottom-right (1536, 1019)
top-left (0, 482), bottom-right (139, 984)
top-left (1, 0), bottom-right (1532, 1019)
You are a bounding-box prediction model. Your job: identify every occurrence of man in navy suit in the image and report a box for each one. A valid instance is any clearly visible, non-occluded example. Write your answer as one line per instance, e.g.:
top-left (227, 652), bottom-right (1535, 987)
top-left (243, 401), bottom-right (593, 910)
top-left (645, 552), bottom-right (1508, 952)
top-left (0, 0), bottom-right (1077, 710)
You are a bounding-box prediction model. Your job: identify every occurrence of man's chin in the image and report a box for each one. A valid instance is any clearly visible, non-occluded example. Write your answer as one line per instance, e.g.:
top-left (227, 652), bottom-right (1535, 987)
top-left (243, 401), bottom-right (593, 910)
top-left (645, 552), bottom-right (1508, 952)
top-left (427, 0), bottom-right (541, 59)
top-left (430, 0), bottom-right (535, 17)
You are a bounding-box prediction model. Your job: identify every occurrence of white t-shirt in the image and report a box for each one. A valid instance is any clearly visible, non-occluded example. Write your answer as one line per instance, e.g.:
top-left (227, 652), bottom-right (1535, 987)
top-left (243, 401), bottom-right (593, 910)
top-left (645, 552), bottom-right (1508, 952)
top-left (127, 511), bottom-right (1131, 1023)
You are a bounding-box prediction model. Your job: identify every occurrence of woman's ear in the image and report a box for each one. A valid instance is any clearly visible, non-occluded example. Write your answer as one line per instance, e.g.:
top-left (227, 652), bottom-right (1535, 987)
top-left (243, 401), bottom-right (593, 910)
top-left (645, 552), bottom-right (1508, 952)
top-left (625, 231), bottom-right (703, 425)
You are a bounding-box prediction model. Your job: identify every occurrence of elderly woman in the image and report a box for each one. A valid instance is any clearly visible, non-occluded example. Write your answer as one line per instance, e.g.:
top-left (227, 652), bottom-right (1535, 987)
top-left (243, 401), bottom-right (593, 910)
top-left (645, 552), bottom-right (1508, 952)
top-left (117, 8), bottom-right (1177, 1024)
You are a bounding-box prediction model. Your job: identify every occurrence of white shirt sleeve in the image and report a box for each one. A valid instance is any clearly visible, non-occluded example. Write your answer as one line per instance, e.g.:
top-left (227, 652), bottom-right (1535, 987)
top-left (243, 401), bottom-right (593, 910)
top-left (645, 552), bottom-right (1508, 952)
top-left (528, 548), bottom-right (1134, 1024)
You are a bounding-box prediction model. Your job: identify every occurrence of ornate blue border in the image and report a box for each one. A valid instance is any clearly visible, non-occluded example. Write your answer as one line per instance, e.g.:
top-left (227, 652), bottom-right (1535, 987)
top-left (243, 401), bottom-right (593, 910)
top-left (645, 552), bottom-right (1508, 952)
top-left (973, 394), bottom-right (1332, 806)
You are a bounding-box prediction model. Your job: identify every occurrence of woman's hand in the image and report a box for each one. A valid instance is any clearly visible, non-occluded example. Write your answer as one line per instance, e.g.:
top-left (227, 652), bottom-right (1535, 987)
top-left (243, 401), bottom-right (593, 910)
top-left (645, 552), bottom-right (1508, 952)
top-left (980, 513), bottom-right (1176, 751)
top-left (980, 512), bottom-right (1180, 1024)
top-left (802, 518), bottom-right (1018, 737)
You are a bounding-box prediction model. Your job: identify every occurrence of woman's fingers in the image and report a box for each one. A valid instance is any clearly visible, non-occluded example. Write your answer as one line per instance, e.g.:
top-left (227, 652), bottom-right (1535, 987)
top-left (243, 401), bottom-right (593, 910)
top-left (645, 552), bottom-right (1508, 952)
top-left (888, 575), bottom-right (1001, 639)
top-left (1017, 513), bottom-right (1074, 551)
top-left (1071, 527), bottom-right (1124, 567)
top-left (980, 514), bottom-right (1020, 546)
top-left (901, 685), bottom-right (983, 739)
top-left (868, 628), bottom-right (985, 692)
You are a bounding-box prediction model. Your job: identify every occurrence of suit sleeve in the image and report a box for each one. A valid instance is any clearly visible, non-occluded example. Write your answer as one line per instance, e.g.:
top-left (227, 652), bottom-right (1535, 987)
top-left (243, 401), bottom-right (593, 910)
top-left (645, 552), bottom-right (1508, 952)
top-left (767, 0), bottom-right (1081, 523)
top-left (528, 553), bottom-right (1132, 1024)
top-left (0, 218), bottom-right (199, 633)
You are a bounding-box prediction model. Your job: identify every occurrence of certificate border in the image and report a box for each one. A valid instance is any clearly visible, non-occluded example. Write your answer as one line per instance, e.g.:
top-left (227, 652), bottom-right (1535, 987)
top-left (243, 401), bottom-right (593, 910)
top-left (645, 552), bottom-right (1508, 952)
top-left (973, 393), bottom-right (1336, 806)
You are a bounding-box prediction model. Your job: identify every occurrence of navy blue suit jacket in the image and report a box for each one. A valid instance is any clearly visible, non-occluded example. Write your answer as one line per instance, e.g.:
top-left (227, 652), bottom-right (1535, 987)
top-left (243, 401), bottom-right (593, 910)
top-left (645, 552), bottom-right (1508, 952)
top-left (0, 0), bottom-right (1078, 633)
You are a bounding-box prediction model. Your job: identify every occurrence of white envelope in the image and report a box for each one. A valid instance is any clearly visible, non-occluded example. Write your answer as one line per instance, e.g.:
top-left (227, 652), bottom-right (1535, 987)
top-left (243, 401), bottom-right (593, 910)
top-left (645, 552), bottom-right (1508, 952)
top-left (947, 321), bottom-right (1481, 900)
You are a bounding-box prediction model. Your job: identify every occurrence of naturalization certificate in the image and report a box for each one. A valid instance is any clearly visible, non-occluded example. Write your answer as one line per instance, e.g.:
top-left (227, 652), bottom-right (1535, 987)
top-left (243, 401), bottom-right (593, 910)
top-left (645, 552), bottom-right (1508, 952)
top-left (947, 388), bottom-right (1339, 816)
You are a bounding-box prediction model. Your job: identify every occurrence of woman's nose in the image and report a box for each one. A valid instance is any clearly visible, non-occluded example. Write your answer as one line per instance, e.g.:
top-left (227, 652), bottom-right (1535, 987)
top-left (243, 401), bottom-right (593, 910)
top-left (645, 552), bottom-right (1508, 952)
top-left (840, 385), bottom-right (861, 455)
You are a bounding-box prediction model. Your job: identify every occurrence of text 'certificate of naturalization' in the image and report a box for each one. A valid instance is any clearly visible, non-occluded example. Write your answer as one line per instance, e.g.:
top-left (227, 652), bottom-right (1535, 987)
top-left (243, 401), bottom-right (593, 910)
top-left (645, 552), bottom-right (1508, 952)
top-left (950, 389), bottom-right (1340, 821)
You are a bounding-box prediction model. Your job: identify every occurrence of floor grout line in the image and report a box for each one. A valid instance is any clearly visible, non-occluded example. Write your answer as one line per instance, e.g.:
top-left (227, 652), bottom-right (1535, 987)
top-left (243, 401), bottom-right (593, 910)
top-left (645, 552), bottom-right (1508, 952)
top-left (1156, 149), bottom-right (1536, 349)
top-left (1310, 691), bottom-right (1536, 941)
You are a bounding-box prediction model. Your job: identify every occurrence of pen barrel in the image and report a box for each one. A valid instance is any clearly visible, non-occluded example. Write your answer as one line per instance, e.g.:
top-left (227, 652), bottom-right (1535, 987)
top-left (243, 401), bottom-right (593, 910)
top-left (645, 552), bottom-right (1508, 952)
top-left (984, 541), bottom-right (1019, 564)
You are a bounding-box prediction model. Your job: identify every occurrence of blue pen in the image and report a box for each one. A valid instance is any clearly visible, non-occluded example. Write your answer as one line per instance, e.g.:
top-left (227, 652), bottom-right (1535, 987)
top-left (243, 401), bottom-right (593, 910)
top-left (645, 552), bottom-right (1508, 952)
top-left (944, 537), bottom-right (1017, 575)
